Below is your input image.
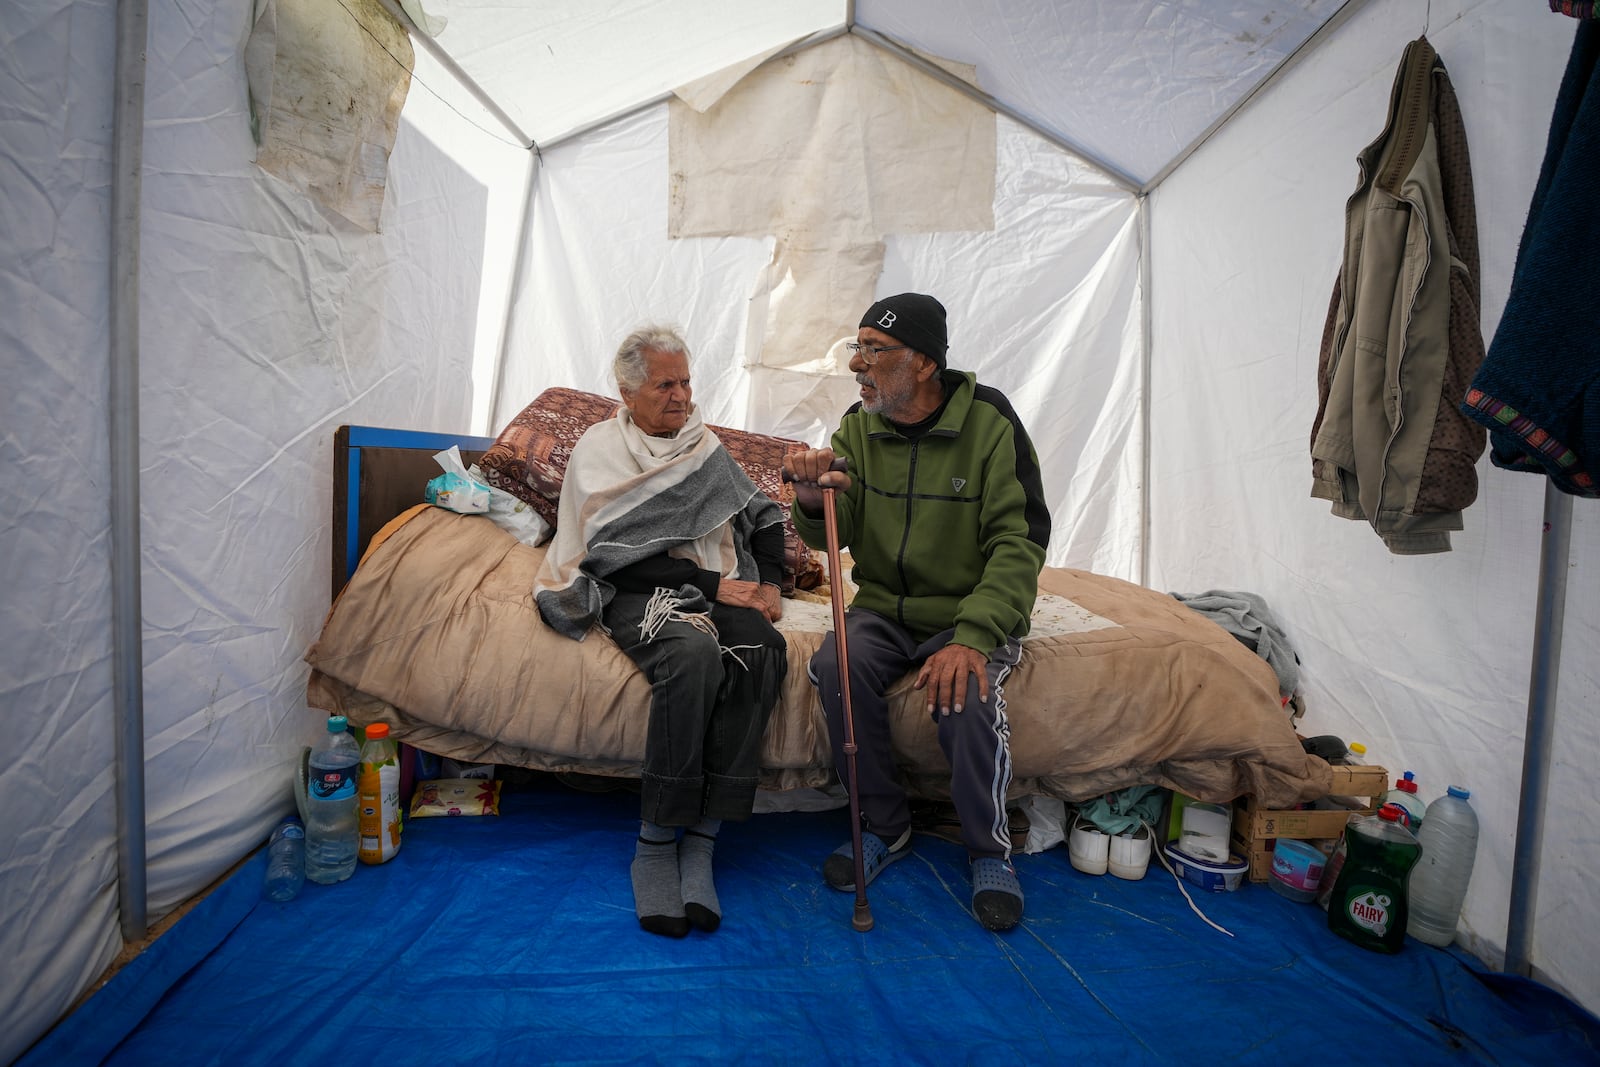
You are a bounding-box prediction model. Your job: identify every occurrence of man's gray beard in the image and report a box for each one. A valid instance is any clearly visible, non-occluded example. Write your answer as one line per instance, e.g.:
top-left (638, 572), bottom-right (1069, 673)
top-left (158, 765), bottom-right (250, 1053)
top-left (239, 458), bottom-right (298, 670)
top-left (859, 377), bottom-right (913, 419)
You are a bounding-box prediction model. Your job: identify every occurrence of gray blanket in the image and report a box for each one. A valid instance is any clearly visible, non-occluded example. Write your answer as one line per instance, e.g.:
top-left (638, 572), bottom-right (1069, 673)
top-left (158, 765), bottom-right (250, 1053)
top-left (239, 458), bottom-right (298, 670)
top-left (1169, 589), bottom-right (1299, 699)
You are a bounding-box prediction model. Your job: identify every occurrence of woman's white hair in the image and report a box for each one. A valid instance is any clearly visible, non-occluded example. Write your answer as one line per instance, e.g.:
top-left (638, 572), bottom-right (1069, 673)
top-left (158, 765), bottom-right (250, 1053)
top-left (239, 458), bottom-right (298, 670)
top-left (614, 325), bottom-right (690, 394)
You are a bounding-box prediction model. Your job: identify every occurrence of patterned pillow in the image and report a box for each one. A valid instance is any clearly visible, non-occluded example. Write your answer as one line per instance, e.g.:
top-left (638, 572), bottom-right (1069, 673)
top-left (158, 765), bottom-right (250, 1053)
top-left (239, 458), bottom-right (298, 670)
top-left (478, 388), bottom-right (619, 527)
top-left (478, 388), bottom-right (824, 593)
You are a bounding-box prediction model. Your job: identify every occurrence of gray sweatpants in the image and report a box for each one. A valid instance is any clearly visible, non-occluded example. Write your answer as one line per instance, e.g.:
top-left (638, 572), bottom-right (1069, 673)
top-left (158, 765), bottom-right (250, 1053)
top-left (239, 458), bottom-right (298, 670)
top-left (808, 608), bottom-right (1020, 860)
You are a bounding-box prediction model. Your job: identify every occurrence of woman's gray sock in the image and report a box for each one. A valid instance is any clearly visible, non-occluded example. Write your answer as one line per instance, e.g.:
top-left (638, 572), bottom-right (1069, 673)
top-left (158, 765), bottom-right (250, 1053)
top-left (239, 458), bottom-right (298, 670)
top-left (679, 817), bottom-right (722, 932)
top-left (632, 822), bottom-right (688, 938)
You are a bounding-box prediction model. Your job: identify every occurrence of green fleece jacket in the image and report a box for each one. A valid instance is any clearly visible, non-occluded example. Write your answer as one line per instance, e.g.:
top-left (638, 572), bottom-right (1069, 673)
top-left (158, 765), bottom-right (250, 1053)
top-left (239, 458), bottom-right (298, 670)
top-left (792, 371), bottom-right (1050, 653)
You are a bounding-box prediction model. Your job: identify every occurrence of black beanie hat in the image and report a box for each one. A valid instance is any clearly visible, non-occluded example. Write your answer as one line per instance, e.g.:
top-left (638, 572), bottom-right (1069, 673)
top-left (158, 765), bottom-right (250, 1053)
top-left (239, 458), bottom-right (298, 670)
top-left (859, 292), bottom-right (948, 369)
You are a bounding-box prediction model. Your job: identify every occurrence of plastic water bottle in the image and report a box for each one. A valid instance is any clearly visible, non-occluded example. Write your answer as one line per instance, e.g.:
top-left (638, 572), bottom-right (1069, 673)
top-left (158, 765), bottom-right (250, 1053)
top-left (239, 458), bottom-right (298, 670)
top-left (1407, 785), bottom-right (1479, 947)
top-left (263, 817), bottom-right (305, 902)
top-left (1381, 771), bottom-right (1426, 831)
top-left (305, 715), bottom-right (361, 884)
top-left (358, 722), bottom-right (402, 865)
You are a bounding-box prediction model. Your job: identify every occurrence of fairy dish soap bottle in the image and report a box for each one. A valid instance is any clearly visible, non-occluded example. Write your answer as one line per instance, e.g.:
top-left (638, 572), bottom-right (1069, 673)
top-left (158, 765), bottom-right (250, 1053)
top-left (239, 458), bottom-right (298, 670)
top-left (1326, 803), bottom-right (1421, 953)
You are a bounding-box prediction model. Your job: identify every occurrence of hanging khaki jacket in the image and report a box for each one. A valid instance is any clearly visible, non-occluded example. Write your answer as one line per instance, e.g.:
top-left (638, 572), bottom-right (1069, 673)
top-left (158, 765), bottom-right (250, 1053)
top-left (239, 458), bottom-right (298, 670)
top-left (1309, 37), bottom-right (1486, 555)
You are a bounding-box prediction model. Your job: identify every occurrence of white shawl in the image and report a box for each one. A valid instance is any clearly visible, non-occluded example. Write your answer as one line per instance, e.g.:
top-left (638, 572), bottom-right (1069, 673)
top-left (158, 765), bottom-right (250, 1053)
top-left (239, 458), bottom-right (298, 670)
top-left (534, 406), bottom-right (783, 641)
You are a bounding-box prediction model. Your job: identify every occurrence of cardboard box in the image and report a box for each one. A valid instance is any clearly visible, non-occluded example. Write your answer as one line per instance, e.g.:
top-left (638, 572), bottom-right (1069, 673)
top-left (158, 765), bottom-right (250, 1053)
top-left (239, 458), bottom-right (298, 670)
top-left (1230, 764), bottom-right (1390, 882)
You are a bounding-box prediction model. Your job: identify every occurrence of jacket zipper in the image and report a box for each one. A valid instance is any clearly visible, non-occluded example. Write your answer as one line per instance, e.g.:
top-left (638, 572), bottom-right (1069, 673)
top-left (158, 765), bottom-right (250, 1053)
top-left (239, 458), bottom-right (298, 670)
top-left (895, 440), bottom-right (919, 630)
top-left (1374, 188), bottom-right (1435, 522)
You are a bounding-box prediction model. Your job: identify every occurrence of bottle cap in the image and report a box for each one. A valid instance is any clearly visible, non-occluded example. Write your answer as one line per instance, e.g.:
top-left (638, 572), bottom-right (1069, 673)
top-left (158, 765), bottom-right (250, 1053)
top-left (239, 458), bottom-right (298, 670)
top-left (1446, 785), bottom-right (1470, 799)
top-left (365, 723), bottom-right (391, 740)
top-left (1348, 742), bottom-right (1367, 756)
top-left (1378, 803), bottom-right (1404, 822)
top-left (1397, 779), bottom-right (1418, 794)
top-left (327, 715), bottom-right (349, 732)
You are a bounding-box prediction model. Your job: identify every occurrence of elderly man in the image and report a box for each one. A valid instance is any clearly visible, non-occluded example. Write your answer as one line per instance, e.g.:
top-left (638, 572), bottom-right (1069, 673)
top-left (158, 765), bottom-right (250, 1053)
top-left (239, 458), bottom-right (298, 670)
top-left (783, 293), bottom-right (1050, 931)
top-left (535, 325), bottom-right (787, 938)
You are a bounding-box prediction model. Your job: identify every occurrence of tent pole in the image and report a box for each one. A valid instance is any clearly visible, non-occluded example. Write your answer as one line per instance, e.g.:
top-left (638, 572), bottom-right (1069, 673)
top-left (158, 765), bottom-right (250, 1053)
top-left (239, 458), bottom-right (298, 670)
top-left (1504, 481), bottom-right (1574, 977)
top-left (484, 152), bottom-right (540, 433)
top-left (111, 0), bottom-right (150, 943)
top-left (375, 0), bottom-right (534, 148)
top-left (1136, 196), bottom-right (1152, 588)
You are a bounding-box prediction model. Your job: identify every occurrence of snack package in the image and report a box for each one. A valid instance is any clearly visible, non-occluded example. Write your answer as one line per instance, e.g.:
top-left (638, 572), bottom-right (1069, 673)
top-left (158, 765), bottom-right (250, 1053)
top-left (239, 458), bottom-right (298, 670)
top-left (425, 446), bottom-right (490, 514)
top-left (408, 778), bottom-right (502, 818)
top-left (441, 757), bottom-right (495, 781)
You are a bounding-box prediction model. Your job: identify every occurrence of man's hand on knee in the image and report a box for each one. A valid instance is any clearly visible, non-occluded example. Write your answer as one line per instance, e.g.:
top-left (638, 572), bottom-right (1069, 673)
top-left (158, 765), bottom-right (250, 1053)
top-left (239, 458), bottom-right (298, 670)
top-left (915, 643), bottom-right (989, 716)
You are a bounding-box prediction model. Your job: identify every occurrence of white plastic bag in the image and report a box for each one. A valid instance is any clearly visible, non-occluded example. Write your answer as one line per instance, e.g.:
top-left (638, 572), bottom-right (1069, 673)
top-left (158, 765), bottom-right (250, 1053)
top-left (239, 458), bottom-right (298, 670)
top-left (468, 463), bottom-right (552, 546)
top-left (1018, 795), bottom-right (1068, 854)
top-left (426, 446), bottom-right (490, 514)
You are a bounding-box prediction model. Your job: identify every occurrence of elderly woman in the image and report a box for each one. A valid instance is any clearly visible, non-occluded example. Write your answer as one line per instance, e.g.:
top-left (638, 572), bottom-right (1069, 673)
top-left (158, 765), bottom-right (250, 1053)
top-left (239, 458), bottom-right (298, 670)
top-left (535, 325), bottom-right (788, 938)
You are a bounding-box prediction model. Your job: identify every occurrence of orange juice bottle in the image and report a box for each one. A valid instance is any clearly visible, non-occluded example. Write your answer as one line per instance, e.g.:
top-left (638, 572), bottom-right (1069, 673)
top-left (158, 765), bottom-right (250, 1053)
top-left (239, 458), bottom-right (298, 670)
top-left (357, 723), bottom-right (401, 864)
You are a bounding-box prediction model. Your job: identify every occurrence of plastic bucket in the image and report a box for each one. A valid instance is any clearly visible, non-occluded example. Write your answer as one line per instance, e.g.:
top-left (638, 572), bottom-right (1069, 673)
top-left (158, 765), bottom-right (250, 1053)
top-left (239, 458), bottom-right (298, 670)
top-left (1164, 842), bottom-right (1248, 892)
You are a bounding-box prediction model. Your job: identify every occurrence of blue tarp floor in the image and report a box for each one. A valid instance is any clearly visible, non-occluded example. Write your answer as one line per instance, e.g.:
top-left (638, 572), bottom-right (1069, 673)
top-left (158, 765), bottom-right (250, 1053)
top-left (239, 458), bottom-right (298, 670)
top-left (22, 777), bottom-right (1600, 1066)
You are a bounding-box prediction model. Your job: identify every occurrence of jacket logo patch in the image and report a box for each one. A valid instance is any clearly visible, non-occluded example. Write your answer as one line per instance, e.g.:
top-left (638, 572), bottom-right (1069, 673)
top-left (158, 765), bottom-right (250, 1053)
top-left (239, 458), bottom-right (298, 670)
top-left (951, 477), bottom-right (967, 493)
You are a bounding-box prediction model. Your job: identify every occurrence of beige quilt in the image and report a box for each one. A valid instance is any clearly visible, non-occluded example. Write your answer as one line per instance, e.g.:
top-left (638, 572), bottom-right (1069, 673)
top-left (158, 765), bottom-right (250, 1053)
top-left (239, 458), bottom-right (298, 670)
top-left (306, 506), bottom-right (1330, 808)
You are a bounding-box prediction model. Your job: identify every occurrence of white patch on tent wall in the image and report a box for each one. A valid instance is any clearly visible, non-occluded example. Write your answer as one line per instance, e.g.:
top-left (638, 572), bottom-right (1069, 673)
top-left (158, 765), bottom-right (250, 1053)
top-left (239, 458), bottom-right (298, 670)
top-left (667, 35), bottom-right (996, 441)
top-left (245, 0), bottom-right (413, 233)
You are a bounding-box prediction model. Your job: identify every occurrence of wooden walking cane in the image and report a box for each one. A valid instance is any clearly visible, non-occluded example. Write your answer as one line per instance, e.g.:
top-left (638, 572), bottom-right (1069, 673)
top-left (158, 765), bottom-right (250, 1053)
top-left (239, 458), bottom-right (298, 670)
top-left (786, 457), bottom-right (873, 931)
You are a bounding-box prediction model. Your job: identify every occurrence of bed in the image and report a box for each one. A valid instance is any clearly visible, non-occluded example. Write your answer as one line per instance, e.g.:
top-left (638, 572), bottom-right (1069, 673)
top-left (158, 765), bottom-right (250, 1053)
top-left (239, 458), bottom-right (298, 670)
top-left (305, 393), bottom-right (1332, 812)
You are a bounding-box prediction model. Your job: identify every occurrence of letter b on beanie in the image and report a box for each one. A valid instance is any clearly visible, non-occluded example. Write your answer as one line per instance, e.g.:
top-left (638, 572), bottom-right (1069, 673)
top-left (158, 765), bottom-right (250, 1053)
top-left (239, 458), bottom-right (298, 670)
top-left (860, 293), bottom-right (948, 368)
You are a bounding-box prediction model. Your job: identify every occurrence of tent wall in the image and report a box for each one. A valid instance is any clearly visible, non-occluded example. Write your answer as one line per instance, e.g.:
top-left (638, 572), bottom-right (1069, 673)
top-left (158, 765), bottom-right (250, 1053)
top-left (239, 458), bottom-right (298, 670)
top-left (1, 0), bottom-right (494, 1058)
top-left (495, 105), bottom-right (1145, 576)
top-left (1149, 0), bottom-right (1597, 1012)
top-left (2, 3), bottom-right (123, 1061)
top-left (396, 48), bottom-right (533, 435)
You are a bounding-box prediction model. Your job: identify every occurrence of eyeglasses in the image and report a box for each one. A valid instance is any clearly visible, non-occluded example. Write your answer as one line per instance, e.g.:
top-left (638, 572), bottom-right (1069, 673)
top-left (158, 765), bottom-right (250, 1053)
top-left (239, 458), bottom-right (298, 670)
top-left (844, 342), bottom-right (912, 366)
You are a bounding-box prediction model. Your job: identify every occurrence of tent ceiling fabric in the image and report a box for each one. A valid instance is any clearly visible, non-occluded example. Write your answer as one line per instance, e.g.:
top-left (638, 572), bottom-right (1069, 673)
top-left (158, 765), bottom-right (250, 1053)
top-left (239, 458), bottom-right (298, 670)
top-left (861, 0), bottom-right (1350, 185)
top-left (412, 0), bottom-right (1347, 185)
top-left (413, 0), bottom-right (844, 146)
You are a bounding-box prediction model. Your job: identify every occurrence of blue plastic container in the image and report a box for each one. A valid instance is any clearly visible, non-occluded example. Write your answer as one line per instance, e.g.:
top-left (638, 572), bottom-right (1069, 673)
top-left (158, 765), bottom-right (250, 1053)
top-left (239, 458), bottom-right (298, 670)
top-left (1268, 838), bottom-right (1326, 902)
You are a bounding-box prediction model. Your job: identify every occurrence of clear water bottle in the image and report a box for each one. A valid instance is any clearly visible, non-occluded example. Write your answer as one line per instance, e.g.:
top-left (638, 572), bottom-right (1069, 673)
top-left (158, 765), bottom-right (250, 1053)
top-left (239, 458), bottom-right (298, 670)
top-left (1407, 785), bottom-right (1479, 947)
top-left (1381, 771), bottom-right (1426, 831)
top-left (263, 817), bottom-right (305, 902)
top-left (305, 715), bottom-right (360, 884)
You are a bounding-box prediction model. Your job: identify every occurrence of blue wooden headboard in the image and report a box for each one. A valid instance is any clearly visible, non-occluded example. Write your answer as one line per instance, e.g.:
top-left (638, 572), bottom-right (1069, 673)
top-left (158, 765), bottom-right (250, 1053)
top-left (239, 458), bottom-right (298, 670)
top-left (332, 425), bottom-right (496, 597)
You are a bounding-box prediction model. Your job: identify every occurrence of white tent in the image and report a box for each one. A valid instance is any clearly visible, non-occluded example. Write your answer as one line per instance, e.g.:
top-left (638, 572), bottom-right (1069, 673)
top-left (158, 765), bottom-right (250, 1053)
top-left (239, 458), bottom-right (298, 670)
top-left (3, 0), bottom-right (1594, 1058)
